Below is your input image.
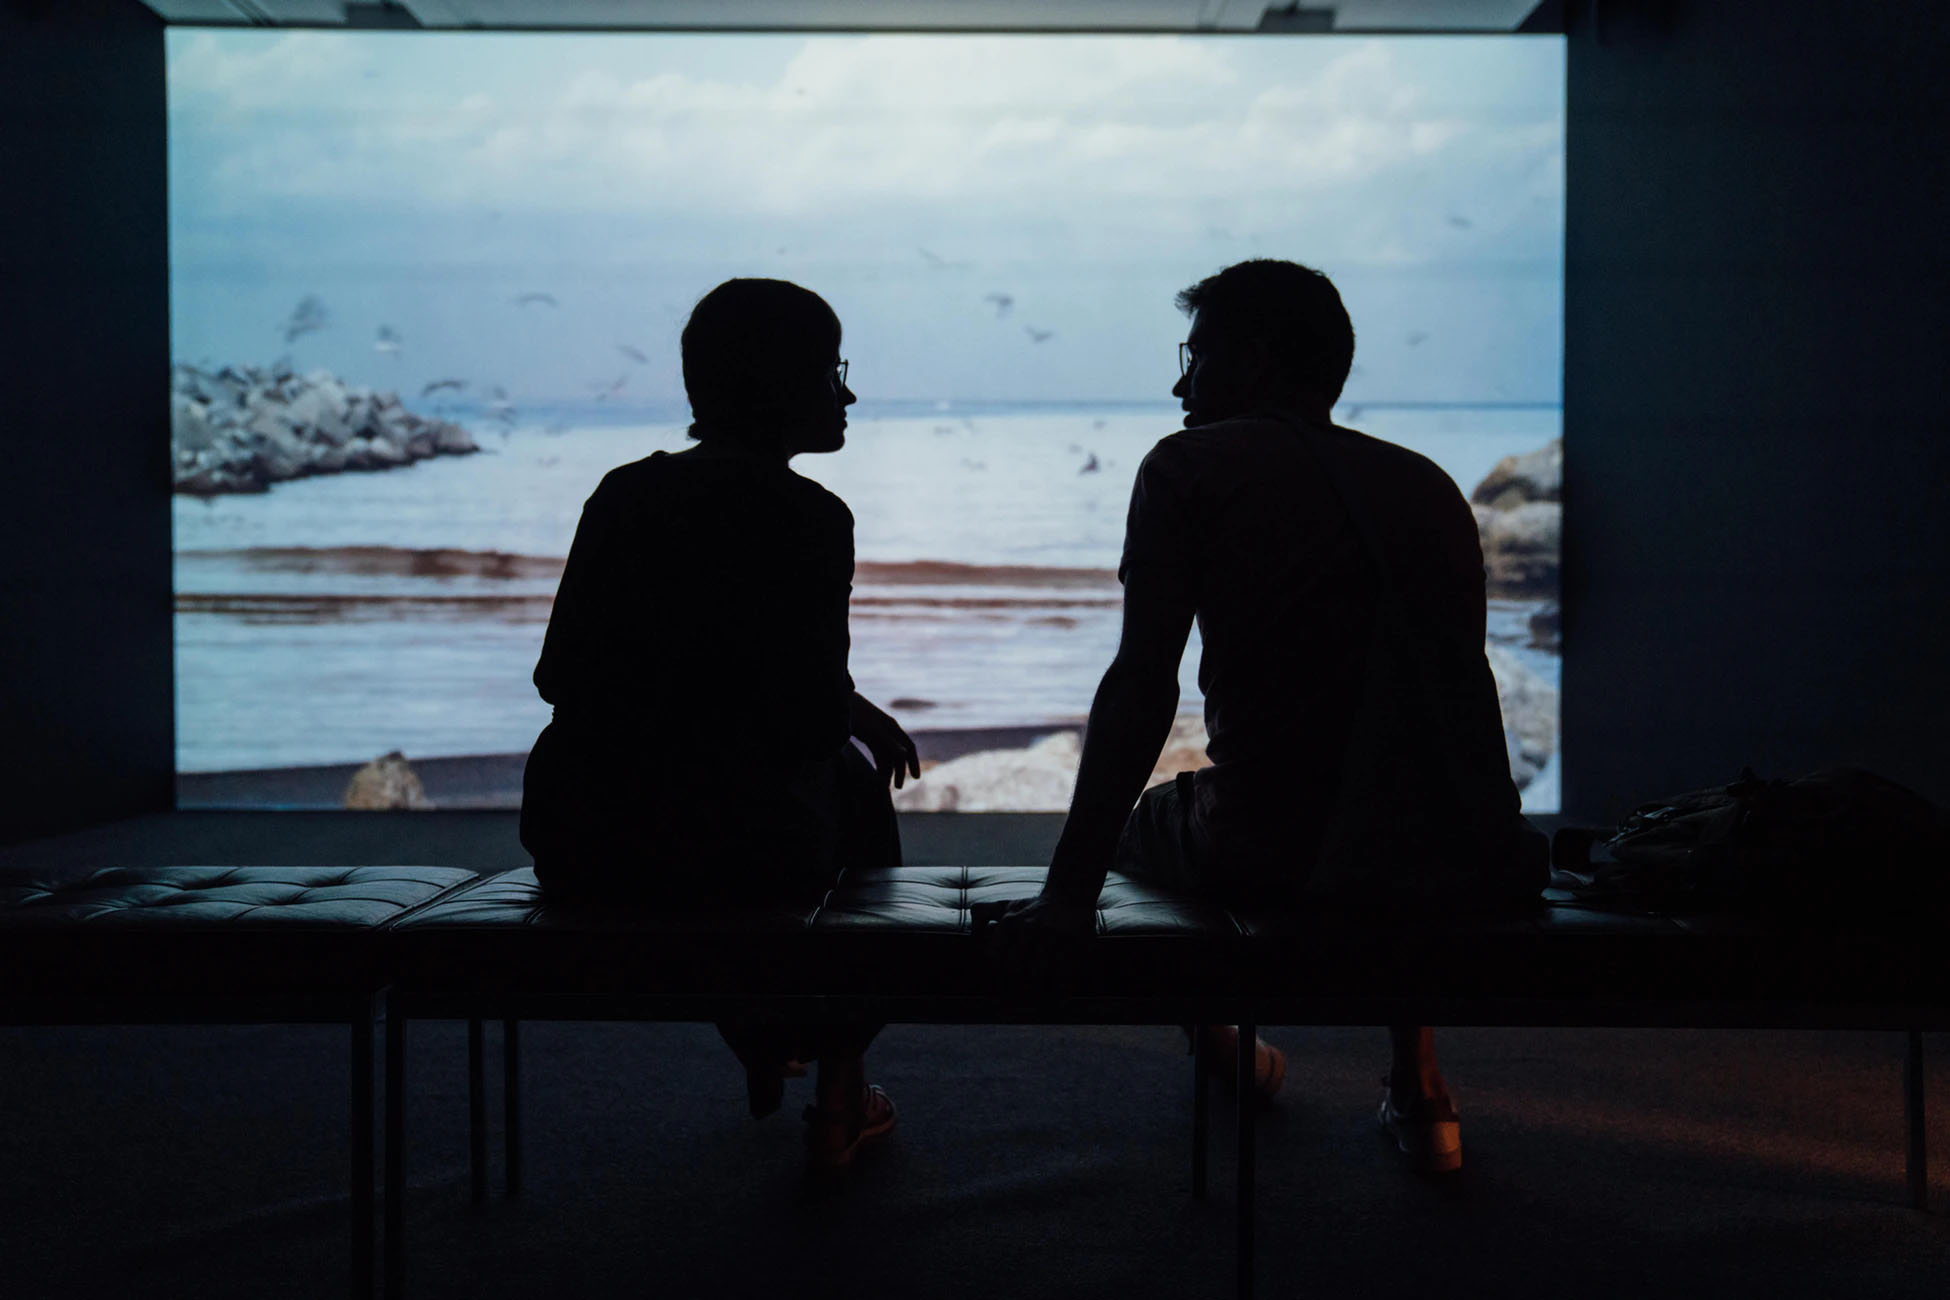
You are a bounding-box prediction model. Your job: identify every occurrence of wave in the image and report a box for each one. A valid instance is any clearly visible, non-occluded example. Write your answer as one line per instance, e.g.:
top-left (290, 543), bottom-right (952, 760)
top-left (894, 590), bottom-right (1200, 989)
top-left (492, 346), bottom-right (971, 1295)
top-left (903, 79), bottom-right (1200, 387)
top-left (176, 547), bottom-right (1122, 589)
top-left (175, 546), bottom-right (566, 581)
top-left (174, 592), bottom-right (554, 623)
top-left (855, 559), bottom-right (1119, 589)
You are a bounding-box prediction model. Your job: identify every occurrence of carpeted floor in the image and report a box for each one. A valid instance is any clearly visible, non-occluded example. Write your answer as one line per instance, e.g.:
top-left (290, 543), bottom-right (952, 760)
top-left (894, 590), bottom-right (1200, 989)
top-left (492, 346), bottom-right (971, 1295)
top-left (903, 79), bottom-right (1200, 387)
top-left (2, 814), bottom-right (1946, 1298)
top-left (3, 1020), bottom-right (1946, 1299)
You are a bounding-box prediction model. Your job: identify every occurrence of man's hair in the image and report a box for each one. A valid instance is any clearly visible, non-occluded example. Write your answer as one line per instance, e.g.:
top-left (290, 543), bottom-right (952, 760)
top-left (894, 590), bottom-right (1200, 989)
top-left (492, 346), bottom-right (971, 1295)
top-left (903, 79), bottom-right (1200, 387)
top-left (681, 278), bottom-right (840, 436)
top-left (1174, 259), bottom-right (1355, 404)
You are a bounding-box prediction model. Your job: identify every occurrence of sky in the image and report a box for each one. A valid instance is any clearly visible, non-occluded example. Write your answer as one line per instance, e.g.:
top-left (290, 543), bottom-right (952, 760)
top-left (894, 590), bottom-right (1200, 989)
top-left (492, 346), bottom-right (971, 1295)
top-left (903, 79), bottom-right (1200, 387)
top-left (166, 30), bottom-right (1564, 409)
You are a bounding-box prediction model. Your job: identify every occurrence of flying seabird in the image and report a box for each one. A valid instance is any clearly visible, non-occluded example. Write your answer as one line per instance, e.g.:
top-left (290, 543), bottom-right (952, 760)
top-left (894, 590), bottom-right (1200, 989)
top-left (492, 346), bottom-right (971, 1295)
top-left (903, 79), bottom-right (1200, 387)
top-left (421, 378), bottom-right (468, 397)
top-left (1406, 331), bottom-right (1429, 347)
top-left (1024, 326), bottom-right (1054, 344)
top-left (514, 292), bottom-right (559, 308)
top-left (983, 292), bottom-right (1014, 319)
top-left (917, 247), bottom-right (972, 270)
top-left (1078, 453), bottom-right (1100, 475)
top-left (1446, 213), bottom-right (1474, 230)
top-left (281, 295), bottom-right (328, 344)
top-left (485, 386), bottom-right (516, 424)
top-left (617, 344), bottom-right (648, 365)
top-left (374, 326), bottom-right (403, 358)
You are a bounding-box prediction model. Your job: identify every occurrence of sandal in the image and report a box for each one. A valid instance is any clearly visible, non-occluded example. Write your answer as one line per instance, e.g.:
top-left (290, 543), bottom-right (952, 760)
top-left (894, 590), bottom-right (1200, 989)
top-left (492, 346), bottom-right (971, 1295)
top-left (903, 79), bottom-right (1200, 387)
top-left (1376, 1077), bottom-right (1463, 1174)
top-left (803, 1084), bottom-right (898, 1171)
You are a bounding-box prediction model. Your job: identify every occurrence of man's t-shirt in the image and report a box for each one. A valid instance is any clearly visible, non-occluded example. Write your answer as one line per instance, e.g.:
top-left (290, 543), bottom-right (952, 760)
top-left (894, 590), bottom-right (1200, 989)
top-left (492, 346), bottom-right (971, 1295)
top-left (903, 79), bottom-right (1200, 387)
top-left (1120, 412), bottom-right (1524, 884)
top-left (520, 449), bottom-right (855, 880)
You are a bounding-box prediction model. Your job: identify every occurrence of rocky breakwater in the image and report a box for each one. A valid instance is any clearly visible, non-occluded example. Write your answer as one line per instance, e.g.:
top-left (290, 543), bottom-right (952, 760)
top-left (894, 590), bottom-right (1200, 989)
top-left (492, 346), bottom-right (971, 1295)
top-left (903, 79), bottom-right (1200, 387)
top-left (172, 362), bottom-right (478, 495)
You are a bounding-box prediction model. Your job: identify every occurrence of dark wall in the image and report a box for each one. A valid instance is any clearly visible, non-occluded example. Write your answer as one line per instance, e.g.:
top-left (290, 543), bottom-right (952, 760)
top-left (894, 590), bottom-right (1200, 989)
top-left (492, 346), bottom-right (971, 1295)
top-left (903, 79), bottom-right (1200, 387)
top-left (0, 0), bottom-right (172, 844)
top-left (1561, 0), bottom-right (1950, 819)
top-left (2, 0), bottom-right (1945, 842)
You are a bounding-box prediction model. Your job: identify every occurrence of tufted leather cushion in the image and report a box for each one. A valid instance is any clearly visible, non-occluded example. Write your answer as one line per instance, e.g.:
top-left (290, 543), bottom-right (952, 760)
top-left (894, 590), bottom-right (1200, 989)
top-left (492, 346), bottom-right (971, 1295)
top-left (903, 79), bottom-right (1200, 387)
top-left (0, 865), bottom-right (477, 998)
top-left (809, 866), bottom-right (1241, 1001)
top-left (389, 866), bottom-right (823, 999)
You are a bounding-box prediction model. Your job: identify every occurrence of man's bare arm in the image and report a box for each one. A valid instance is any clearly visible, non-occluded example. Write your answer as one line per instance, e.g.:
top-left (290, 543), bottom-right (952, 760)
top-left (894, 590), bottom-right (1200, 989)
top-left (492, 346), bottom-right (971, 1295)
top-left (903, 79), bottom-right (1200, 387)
top-left (1042, 566), bottom-right (1196, 903)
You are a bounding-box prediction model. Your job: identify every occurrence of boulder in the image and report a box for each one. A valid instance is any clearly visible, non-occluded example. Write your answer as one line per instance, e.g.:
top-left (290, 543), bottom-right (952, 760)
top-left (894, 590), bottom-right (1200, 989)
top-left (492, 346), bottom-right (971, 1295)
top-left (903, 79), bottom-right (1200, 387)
top-left (431, 420), bottom-right (478, 455)
top-left (1487, 644), bottom-right (1558, 790)
top-left (346, 433), bottom-right (412, 470)
top-left (892, 731), bottom-right (1082, 812)
top-left (283, 382), bottom-right (353, 446)
top-left (1528, 602), bottom-right (1561, 652)
top-left (171, 394), bottom-right (216, 452)
top-left (1471, 438), bottom-right (1561, 508)
top-left (343, 751), bottom-right (433, 811)
top-left (1480, 501), bottom-right (1561, 599)
top-left (1470, 440), bottom-right (1563, 601)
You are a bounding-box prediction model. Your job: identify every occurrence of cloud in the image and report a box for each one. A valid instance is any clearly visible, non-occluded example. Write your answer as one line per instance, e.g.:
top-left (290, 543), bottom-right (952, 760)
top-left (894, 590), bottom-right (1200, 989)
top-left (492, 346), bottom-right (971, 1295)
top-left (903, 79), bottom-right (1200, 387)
top-left (167, 32), bottom-right (1561, 267)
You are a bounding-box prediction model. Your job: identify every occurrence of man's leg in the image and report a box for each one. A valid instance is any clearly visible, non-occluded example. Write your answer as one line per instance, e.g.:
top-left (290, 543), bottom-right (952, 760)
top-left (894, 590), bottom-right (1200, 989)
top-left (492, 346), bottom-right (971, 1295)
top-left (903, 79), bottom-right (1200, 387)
top-left (1387, 1025), bottom-right (1448, 1103)
top-left (1117, 774), bottom-right (1285, 1102)
top-left (1380, 1025), bottom-right (1462, 1173)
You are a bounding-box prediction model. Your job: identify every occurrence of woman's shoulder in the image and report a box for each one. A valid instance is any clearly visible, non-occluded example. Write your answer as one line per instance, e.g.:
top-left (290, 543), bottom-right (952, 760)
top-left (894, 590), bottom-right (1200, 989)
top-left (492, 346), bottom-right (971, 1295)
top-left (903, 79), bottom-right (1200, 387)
top-left (590, 449), bottom-right (669, 496)
top-left (781, 466), bottom-right (854, 529)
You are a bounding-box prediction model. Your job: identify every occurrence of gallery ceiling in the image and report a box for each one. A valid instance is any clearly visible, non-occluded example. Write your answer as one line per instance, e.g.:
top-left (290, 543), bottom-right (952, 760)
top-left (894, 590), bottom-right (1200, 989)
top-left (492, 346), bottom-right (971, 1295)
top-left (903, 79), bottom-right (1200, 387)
top-left (137, 1), bottom-right (1549, 34)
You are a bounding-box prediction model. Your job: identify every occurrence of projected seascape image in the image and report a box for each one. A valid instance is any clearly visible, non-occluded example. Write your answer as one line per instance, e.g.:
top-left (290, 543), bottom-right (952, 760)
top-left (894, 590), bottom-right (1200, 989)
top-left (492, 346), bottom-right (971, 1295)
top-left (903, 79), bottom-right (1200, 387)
top-left (169, 31), bottom-right (1564, 813)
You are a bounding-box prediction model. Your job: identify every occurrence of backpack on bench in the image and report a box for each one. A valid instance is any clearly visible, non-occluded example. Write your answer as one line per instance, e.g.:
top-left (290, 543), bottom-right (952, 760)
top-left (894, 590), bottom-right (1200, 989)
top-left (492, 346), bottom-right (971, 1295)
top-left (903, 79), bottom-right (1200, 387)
top-left (1552, 766), bottom-right (1946, 916)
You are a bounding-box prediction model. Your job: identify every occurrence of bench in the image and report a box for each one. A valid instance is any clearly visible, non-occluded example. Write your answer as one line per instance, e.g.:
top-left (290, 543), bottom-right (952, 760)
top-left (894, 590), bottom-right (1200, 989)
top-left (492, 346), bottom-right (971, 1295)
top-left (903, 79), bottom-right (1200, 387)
top-left (0, 864), bottom-right (479, 1300)
top-left (386, 864), bottom-right (1945, 1300)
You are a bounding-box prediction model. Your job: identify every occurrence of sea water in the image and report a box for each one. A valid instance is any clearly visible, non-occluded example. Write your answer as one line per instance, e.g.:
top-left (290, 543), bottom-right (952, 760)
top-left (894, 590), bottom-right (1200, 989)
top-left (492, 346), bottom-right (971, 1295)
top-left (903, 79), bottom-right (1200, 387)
top-left (173, 401), bottom-right (1561, 806)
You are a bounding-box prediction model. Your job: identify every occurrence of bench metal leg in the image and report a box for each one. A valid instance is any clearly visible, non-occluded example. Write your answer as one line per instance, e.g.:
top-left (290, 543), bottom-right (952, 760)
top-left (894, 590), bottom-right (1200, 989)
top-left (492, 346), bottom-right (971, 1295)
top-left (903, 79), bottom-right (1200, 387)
top-left (1192, 1026), bottom-right (1210, 1199)
top-left (351, 998), bottom-right (376, 1300)
top-left (1906, 1029), bottom-right (1928, 1211)
top-left (1236, 1020), bottom-right (1256, 1300)
top-left (384, 1005), bottom-right (405, 1298)
top-left (468, 1018), bottom-right (488, 1205)
top-left (504, 1019), bottom-right (523, 1196)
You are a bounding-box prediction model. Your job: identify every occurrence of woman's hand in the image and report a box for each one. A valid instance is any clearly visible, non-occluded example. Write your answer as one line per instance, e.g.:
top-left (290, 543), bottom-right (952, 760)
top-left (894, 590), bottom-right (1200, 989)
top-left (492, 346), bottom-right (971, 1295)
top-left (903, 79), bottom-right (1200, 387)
top-left (849, 692), bottom-right (922, 789)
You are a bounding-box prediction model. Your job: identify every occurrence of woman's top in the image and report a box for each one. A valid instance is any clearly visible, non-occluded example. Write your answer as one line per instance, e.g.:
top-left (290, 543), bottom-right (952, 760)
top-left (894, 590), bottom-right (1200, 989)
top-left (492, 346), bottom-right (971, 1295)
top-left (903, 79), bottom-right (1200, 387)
top-left (519, 448), bottom-right (856, 891)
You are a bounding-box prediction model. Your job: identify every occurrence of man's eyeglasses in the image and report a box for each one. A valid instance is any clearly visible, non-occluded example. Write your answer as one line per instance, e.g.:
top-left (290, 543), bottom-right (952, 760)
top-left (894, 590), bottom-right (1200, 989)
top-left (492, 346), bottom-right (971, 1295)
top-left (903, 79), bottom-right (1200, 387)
top-left (1178, 342), bottom-right (1198, 377)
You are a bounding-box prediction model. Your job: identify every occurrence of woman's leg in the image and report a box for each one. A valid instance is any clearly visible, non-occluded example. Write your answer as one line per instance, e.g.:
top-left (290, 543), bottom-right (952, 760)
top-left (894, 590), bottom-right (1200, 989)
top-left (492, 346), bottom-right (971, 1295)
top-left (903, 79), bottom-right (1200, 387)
top-left (721, 746), bottom-right (893, 1119)
top-left (807, 743), bottom-right (892, 1092)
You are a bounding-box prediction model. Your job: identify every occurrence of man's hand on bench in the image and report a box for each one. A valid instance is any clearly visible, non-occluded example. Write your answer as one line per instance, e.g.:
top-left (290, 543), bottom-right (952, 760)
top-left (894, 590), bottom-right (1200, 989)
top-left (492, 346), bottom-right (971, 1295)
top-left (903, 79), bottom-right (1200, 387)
top-left (972, 895), bottom-right (1096, 992)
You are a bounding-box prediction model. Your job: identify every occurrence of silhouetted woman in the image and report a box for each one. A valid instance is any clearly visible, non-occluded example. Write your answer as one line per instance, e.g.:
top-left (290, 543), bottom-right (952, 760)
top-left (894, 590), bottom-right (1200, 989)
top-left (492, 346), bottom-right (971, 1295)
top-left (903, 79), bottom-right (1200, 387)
top-left (519, 278), bottom-right (918, 1171)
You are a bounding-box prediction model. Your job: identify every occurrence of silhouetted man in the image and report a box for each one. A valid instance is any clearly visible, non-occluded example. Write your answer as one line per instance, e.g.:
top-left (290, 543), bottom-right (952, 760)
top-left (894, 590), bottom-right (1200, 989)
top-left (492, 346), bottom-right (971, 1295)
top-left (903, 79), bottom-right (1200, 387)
top-left (986, 259), bottom-right (1547, 1174)
top-left (520, 277), bottom-right (920, 1173)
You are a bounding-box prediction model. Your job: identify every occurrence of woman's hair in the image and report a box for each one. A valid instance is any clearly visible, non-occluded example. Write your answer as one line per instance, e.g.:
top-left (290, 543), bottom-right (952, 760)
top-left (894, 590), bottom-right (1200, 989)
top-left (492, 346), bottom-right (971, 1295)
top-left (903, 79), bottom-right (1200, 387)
top-left (680, 278), bottom-right (841, 439)
top-left (1175, 259), bottom-right (1356, 405)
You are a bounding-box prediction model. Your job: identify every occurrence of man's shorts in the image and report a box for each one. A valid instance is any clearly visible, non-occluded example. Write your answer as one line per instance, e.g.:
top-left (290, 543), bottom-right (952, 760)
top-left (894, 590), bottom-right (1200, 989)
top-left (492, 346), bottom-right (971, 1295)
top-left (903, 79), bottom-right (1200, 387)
top-left (1113, 769), bottom-right (1329, 906)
